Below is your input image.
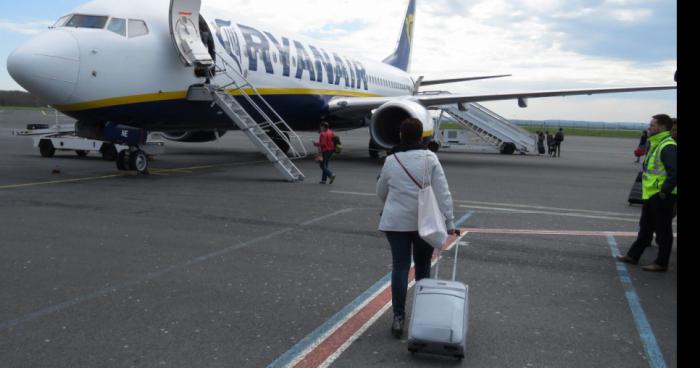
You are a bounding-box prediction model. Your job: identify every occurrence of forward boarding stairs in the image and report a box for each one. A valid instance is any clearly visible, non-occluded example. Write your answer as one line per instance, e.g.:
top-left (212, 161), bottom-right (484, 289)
top-left (186, 53), bottom-right (307, 182)
top-left (438, 102), bottom-right (536, 154)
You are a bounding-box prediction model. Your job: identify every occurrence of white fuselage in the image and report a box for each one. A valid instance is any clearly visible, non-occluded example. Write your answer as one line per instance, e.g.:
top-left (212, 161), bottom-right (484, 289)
top-left (8, 0), bottom-right (416, 132)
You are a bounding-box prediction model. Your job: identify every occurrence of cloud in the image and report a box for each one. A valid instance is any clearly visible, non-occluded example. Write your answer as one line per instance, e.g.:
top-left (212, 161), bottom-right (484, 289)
top-left (1, 1), bottom-right (675, 121)
top-left (0, 19), bottom-right (53, 35)
top-left (203, 0), bottom-right (675, 121)
top-left (609, 8), bottom-right (652, 23)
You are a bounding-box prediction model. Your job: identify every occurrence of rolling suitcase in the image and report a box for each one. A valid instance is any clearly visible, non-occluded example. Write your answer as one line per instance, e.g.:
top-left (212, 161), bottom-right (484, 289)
top-left (407, 234), bottom-right (469, 360)
top-left (628, 171), bottom-right (644, 205)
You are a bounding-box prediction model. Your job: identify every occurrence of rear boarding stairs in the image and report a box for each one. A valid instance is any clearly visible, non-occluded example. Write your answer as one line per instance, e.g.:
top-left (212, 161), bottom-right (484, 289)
top-left (436, 100), bottom-right (536, 155)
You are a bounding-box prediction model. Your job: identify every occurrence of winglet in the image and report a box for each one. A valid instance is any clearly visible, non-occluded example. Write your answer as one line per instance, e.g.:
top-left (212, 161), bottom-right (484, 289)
top-left (383, 0), bottom-right (416, 72)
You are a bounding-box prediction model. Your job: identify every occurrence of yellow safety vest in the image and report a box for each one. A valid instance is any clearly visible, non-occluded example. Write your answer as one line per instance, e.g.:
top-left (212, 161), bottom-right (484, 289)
top-left (642, 131), bottom-right (677, 200)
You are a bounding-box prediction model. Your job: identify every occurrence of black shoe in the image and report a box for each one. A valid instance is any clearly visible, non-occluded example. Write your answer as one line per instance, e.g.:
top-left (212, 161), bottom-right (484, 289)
top-left (391, 315), bottom-right (405, 338)
top-left (616, 255), bottom-right (638, 265)
top-left (642, 264), bottom-right (668, 272)
top-left (319, 181), bottom-right (327, 185)
top-left (329, 175), bottom-right (336, 184)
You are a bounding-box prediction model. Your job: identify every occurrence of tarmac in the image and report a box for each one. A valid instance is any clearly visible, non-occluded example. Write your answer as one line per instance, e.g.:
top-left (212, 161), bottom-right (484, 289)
top-left (0, 109), bottom-right (677, 367)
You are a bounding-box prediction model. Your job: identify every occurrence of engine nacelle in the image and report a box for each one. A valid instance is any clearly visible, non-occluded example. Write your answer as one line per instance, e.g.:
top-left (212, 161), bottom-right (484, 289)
top-left (160, 131), bottom-right (226, 143)
top-left (370, 100), bottom-right (434, 150)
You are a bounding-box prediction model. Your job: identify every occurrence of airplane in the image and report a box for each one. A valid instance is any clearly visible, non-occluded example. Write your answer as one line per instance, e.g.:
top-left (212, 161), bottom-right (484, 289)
top-left (7, 0), bottom-right (676, 175)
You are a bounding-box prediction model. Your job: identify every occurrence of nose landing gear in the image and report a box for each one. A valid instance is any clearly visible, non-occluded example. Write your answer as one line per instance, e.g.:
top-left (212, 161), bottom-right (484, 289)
top-left (116, 146), bottom-right (151, 175)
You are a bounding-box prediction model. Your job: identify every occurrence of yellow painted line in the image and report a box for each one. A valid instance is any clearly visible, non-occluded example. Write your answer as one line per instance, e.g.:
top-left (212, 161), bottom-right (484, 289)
top-left (0, 159), bottom-right (274, 190)
top-left (55, 88), bottom-right (382, 112)
top-left (55, 91), bottom-right (188, 112)
top-left (0, 174), bottom-right (126, 190)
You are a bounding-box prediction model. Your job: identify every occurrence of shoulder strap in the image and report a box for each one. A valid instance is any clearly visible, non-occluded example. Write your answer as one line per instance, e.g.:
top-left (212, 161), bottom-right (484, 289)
top-left (393, 154), bottom-right (423, 189)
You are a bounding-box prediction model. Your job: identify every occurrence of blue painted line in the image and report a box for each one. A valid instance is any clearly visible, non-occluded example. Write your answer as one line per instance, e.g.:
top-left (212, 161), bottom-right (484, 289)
top-left (268, 211), bottom-right (475, 368)
top-left (0, 228), bottom-right (293, 331)
top-left (606, 236), bottom-right (667, 368)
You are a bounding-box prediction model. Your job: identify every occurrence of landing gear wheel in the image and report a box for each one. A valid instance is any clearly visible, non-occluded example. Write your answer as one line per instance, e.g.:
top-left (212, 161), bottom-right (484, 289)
top-left (129, 150), bottom-right (149, 174)
top-left (116, 150), bottom-right (128, 171)
top-left (369, 139), bottom-right (380, 159)
top-left (100, 143), bottom-right (118, 161)
top-left (427, 141), bottom-right (440, 153)
top-left (269, 130), bottom-right (291, 155)
top-left (39, 139), bottom-right (56, 158)
top-left (76, 150), bottom-right (88, 158)
top-left (500, 142), bottom-right (516, 155)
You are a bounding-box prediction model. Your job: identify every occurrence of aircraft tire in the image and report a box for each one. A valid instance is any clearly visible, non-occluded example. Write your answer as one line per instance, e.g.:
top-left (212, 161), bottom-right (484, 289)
top-left (129, 150), bottom-right (149, 174)
top-left (269, 131), bottom-right (291, 155)
top-left (500, 142), bottom-right (516, 155)
top-left (369, 139), bottom-right (380, 159)
top-left (272, 135), bottom-right (291, 155)
top-left (39, 139), bottom-right (55, 158)
top-left (116, 150), bottom-right (128, 171)
top-left (101, 143), bottom-right (118, 161)
top-left (427, 141), bottom-right (440, 153)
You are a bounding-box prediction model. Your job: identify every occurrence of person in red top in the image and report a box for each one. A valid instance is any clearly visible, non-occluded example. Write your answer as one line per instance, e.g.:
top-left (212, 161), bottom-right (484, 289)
top-left (314, 122), bottom-right (337, 184)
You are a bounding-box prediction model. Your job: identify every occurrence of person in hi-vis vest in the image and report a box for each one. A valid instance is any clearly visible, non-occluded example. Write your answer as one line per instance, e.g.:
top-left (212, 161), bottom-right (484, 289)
top-left (617, 114), bottom-right (677, 272)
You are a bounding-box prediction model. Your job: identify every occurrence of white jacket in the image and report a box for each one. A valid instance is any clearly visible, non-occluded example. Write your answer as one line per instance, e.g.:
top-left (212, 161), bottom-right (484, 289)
top-left (377, 149), bottom-right (455, 232)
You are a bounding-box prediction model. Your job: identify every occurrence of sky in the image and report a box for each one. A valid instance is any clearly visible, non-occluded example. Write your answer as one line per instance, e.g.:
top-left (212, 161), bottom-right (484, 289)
top-left (0, 0), bottom-right (677, 123)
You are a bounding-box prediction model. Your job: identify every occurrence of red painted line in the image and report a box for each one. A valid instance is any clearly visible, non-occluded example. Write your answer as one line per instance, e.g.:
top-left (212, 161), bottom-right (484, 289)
top-left (462, 228), bottom-right (648, 237)
top-left (294, 270), bottom-right (411, 368)
top-left (178, 11), bottom-right (193, 16)
top-left (294, 248), bottom-right (448, 368)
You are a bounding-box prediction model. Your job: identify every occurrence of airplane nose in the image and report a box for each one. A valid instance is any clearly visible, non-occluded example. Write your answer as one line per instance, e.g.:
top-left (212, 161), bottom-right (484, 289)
top-left (7, 29), bottom-right (80, 105)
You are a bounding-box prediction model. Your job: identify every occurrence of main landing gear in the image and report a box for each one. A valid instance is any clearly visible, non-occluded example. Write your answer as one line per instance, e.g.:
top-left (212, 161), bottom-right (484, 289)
top-left (116, 146), bottom-right (150, 175)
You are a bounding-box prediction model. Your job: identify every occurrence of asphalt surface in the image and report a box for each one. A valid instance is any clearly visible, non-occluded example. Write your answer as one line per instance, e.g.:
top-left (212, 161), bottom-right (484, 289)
top-left (0, 110), bottom-right (677, 367)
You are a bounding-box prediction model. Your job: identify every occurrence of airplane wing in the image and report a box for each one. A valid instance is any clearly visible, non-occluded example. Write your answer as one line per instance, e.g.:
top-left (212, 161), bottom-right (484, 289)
top-left (328, 85), bottom-right (677, 116)
top-left (419, 74), bottom-right (512, 86)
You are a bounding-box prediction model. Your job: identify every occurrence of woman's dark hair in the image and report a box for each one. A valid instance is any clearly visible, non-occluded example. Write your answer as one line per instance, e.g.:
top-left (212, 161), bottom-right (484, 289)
top-left (400, 118), bottom-right (423, 144)
top-left (320, 121), bottom-right (330, 129)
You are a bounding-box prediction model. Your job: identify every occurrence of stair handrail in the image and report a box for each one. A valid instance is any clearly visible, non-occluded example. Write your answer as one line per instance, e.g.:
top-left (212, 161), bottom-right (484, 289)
top-left (444, 105), bottom-right (534, 152)
top-left (466, 103), bottom-right (532, 138)
top-left (211, 53), bottom-right (308, 158)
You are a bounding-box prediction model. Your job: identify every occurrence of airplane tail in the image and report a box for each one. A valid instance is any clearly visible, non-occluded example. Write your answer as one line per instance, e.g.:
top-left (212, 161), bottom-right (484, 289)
top-left (383, 0), bottom-right (416, 72)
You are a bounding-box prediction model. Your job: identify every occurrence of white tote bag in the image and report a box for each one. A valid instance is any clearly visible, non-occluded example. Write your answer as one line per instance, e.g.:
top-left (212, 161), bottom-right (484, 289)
top-left (395, 154), bottom-right (448, 249)
top-left (417, 157), bottom-right (448, 249)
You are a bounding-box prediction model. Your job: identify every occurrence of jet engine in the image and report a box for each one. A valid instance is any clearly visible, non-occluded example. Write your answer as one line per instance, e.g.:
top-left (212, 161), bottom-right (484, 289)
top-left (369, 100), bottom-right (435, 150)
top-left (160, 131), bottom-right (226, 143)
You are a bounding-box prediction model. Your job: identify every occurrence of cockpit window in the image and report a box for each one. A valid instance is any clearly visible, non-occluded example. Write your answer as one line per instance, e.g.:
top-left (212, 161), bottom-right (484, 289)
top-left (107, 18), bottom-right (127, 36)
top-left (53, 15), bottom-right (71, 28)
top-left (128, 20), bottom-right (149, 38)
top-left (65, 14), bottom-right (109, 29)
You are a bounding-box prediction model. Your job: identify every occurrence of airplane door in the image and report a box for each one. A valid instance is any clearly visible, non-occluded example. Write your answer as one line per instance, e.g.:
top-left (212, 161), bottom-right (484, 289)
top-left (169, 0), bottom-right (213, 67)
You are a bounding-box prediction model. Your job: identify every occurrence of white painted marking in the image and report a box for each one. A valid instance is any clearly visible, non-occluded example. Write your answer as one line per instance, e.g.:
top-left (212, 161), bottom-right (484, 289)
top-left (459, 204), bottom-right (639, 223)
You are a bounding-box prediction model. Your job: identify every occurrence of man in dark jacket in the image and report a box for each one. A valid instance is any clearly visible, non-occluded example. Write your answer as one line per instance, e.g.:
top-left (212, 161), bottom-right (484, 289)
top-left (617, 114), bottom-right (677, 272)
top-left (554, 128), bottom-right (564, 157)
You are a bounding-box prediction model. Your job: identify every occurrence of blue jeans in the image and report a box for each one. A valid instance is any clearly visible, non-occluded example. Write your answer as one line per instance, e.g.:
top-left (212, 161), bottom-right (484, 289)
top-left (320, 151), bottom-right (334, 182)
top-left (385, 231), bottom-right (435, 318)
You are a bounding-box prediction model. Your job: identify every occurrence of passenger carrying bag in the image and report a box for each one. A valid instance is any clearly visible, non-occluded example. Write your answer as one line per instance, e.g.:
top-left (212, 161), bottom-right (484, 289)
top-left (395, 154), bottom-right (448, 249)
top-left (332, 134), bottom-right (342, 154)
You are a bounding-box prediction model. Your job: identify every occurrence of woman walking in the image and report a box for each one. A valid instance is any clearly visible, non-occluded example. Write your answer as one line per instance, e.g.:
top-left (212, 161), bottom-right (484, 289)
top-left (376, 118), bottom-right (456, 338)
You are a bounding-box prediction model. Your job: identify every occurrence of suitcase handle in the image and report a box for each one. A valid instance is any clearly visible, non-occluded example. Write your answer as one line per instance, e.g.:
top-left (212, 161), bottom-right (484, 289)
top-left (434, 232), bottom-right (467, 281)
